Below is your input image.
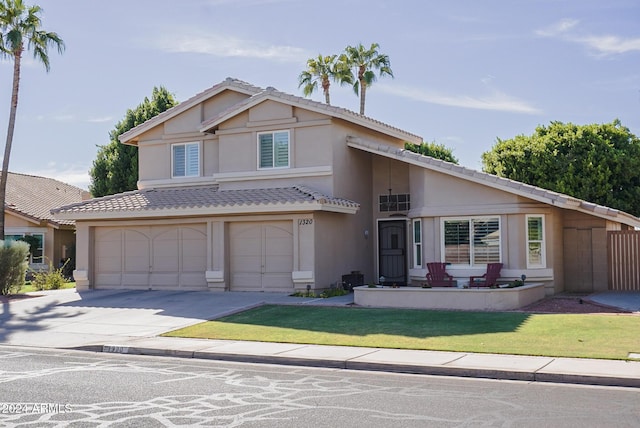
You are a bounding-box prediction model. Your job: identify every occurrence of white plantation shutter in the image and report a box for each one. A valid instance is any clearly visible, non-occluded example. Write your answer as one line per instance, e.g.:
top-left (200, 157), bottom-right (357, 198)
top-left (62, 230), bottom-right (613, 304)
top-left (186, 143), bottom-right (199, 176)
top-left (472, 218), bottom-right (500, 264)
top-left (274, 132), bottom-right (289, 167)
top-left (173, 145), bottom-right (185, 177)
top-left (259, 134), bottom-right (274, 168)
top-left (258, 131), bottom-right (289, 168)
top-left (172, 143), bottom-right (199, 177)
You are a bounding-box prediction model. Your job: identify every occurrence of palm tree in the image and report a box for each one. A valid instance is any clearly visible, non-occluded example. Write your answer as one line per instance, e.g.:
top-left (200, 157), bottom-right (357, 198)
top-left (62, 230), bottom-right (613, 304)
top-left (344, 43), bottom-right (393, 115)
top-left (0, 0), bottom-right (64, 239)
top-left (298, 54), bottom-right (351, 105)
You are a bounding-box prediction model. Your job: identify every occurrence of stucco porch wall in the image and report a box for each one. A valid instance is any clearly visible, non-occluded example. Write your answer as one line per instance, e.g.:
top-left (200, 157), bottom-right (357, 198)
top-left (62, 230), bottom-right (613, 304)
top-left (354, 283), bottom-right (545, 311)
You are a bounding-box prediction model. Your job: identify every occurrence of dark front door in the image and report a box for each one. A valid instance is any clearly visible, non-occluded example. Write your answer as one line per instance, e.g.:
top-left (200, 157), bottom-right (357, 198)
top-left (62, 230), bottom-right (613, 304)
top-left (378, 220), bottom-right (407, 285)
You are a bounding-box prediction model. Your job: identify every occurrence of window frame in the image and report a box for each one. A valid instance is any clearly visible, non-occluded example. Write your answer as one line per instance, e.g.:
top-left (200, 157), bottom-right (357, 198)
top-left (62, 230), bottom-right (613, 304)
top-left (257, 130), bottom-right (290, 170)
top-left (171, 141), bottom-right (201, 178)
top-left (412, 219), bottom-right (422, 269)
top-left (440, 216), bottom-right (501, 267)
top-left (526, 214), bottom-right (546, 269)
top-left (5, 233), bottom-right (45, 264)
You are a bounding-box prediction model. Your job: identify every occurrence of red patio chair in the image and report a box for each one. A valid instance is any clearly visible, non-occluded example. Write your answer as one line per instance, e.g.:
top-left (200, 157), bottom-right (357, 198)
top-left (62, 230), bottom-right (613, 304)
top-left (424, 262), bottom-right (455, 287)
top-left (469, 263), bottom-right (503, 288)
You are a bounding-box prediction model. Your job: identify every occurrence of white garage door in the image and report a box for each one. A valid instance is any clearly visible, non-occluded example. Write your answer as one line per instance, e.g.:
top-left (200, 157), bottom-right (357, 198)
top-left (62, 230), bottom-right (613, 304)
top-left (230, 221), bottom-right (294, 292)
top-left (94, 225), bottom-right (207, 290)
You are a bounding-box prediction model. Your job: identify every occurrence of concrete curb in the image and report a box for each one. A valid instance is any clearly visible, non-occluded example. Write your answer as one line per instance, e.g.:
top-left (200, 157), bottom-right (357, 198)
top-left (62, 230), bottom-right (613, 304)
top-left (95, 344), bottom-right (640, 389)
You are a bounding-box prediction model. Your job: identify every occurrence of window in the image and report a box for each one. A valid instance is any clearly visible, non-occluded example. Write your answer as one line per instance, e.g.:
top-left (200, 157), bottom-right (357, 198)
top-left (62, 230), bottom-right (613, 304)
top-left (526, 215), bottom-right (545, 268)
top-left (258, 131), bottom-right (289, 169)
top-left (442, 217), bottom-right (500, 266)
top-left (379, 193), bottom-right (411, 212)
top-left (6, 233), bottom-right (44, 264)
top-left (172, 142), bottom-right (200, 177)
top-left (413, 219), bottom-right (422, 268)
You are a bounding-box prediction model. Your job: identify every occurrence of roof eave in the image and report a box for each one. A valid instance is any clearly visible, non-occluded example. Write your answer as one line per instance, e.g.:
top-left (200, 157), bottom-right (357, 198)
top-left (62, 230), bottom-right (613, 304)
top-left (53, 201), bottom-right (359, 221)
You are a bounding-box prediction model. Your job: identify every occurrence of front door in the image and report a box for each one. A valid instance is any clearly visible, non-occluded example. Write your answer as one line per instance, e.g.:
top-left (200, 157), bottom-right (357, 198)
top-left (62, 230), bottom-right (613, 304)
top-left (378, 220), bottom-right (407, 285)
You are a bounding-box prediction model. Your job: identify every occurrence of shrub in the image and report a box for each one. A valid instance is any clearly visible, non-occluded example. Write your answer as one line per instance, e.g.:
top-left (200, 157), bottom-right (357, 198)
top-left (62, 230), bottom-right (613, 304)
top-left (0, 240), bottom-right (30, 295)
top-left (31, 259), bottom-right (68, 291)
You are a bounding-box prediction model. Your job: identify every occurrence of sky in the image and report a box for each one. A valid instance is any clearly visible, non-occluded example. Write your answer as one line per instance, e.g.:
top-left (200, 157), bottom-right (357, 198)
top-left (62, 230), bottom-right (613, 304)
top-left (0, 0), bottom-right (638, 190)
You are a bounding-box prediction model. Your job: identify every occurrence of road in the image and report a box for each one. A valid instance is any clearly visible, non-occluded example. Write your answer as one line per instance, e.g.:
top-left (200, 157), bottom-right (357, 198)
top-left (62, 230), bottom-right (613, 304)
top-left (0, 346), bottom-right (638, 427)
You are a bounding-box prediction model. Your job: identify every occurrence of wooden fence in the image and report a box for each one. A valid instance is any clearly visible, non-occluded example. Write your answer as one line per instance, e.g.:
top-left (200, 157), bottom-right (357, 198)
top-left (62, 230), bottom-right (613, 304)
top-left (608, 230), bottom-right (640, 291)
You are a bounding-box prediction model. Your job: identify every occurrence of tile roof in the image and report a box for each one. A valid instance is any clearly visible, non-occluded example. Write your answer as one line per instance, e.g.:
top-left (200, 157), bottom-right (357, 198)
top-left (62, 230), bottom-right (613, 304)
top-left (347, 137), bottom-right (640, 228)
top-left (5, 172), bottom-right (89, 227)
top-left (118, 78), bottom-right (263, 144)
top-left (52, 185), bottom-right (359, 218)
top-left (199, 85), bottom-right (422, 143)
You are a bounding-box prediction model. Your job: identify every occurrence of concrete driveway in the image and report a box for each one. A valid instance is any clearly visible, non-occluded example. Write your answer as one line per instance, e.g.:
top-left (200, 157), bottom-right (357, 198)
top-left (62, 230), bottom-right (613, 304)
top-left (0, 289), bottom-right (350, 349)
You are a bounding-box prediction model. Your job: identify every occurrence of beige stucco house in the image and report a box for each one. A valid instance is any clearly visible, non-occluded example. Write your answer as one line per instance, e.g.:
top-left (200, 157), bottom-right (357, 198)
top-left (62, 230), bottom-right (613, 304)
top-left (4, 172), bottom-right (89, 272)
top-left (52, 78), bottom-right (640, 296)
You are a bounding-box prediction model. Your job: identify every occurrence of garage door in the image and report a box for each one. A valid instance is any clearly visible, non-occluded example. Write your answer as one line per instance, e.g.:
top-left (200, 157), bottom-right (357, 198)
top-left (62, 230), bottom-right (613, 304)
top-left (94, 225), bottom-right (207, 290)
top-left (230, 221), bottom-right (294, 292)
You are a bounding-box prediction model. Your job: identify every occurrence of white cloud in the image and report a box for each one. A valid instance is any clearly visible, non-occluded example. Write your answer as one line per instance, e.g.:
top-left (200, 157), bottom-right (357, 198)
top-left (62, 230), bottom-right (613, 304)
top-left (87, 116), bottom-right (113, 123)
top-left (578, 35), bottom-right (640, 55)
top-left (151, 29), bottom-right (310, 63)
top-left (379, 84), bottom-right (541, 114)
top-left (536, 18), bottom-right (640, 56)
top-left (535, 19), bottom-right (579, 37)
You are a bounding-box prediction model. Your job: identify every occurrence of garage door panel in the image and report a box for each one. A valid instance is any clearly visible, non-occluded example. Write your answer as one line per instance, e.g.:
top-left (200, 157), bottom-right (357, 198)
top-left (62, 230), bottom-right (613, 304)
top-left (95, 229), bottom-right (122, 273)
top-left (230, 221), bottom-right (294, 291)
top-left (95, 273), bottom-right (122, 287)
top-left (124, 230), bottom-right (150, 273)
top-left (152, 230), bottom-right (179, 273)
top-left (182, 227), bottom-right (207, 272)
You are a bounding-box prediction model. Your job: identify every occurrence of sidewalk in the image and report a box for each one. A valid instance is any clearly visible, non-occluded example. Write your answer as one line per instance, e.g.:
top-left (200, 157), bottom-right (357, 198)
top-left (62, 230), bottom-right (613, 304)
top-left (81, 336), bottom-right (640, 388)
top-left (3, 288), bottom-right (640, 388)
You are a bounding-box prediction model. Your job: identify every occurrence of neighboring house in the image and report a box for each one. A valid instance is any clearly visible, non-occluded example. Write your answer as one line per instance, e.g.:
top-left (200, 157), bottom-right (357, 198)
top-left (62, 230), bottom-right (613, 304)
top-left (52, 78), bottom-right (640, 295)
top-left (4, 172), bottom-right (89, 271)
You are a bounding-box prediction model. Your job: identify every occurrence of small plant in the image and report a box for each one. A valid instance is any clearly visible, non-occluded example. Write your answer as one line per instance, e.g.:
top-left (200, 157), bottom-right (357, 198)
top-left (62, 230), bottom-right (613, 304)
top-left (367, 283), bottom-right (378, 288)
top-left (291, 290), bottom-right (317, 298)
top-left (31, 259), bottom-right (68, 291)
top-left (319, 288), bottom-right (349, 298)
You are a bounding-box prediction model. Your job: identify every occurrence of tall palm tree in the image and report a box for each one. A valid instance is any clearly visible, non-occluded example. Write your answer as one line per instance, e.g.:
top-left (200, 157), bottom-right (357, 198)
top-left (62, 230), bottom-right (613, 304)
top-left (298, 54), bottom-right (351, 105)
top-left (344, 43), bottom-right (393, 115)
top-left (0, 0), bottom-right (64, 239)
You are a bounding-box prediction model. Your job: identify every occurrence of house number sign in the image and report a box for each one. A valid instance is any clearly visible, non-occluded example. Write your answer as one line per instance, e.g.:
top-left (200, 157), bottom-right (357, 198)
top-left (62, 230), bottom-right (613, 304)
top-left (298, 219), bottom-right (313, 225)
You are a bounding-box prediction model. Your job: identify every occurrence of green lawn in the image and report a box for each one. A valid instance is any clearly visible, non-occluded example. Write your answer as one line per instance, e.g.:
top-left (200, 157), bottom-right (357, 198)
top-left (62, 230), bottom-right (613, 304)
top-left (16, 282), bottom-right (76, 294)
top-left (163, 305), bottom-right (640, 360)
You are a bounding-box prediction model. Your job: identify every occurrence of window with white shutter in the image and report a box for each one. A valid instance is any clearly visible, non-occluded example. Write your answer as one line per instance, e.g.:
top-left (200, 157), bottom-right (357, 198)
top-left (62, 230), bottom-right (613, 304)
top-left (258, 131), bottom-right (289, 169)
top-left (172, 142), bottom-right (200, 178)
top-left (442, 217), bottom-right (501, 266)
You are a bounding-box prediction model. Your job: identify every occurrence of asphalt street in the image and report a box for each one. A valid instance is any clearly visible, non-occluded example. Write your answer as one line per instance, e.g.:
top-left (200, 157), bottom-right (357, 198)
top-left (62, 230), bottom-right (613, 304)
top-left (1, 346), bottom-right (639, 427)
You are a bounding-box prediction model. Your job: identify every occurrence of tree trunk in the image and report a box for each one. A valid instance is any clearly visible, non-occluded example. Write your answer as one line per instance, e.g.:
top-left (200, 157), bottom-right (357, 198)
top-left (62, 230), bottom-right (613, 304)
top-left (359, 77), bottom-right (367, 115)
top-left (0, 49), bottom-right (22, 240)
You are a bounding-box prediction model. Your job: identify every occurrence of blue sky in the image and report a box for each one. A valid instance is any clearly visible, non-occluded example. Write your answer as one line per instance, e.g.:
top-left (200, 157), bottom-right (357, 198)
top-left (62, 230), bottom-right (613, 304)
top-left (1, 0), bottom-right (638, 190)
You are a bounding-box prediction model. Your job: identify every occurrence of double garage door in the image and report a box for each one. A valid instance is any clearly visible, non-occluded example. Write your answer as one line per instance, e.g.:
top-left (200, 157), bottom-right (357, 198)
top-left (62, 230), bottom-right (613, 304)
top-left (94, 221), bottom-right (294, 291)
top-left (94, 225), bottom-right (207, 289)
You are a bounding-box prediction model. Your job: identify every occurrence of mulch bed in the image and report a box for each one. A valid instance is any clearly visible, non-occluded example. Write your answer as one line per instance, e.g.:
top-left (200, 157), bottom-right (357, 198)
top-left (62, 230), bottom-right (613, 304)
top-left (520, 295), bottom-right (633, 314)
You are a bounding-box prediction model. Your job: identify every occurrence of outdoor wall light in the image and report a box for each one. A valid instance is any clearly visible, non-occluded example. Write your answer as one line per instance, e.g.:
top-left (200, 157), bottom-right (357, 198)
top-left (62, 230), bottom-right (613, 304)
top-left (364, 229), bottom-right (369, 239)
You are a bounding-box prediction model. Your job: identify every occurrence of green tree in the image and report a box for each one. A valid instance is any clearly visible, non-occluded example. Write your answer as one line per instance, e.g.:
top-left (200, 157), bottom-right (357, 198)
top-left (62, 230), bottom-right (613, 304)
top-left (482, 120), bottom-right (640, 216)
top-left (89, 86), bottom-right (177, 197)
top-left (405, 141), bottom-right (459, 164)
top-left (344, 42), bottom-right (393, 115)
top-left (0, 0), bottom-right (64, 239)
top-left (298, 54), bottom-right (351, 105)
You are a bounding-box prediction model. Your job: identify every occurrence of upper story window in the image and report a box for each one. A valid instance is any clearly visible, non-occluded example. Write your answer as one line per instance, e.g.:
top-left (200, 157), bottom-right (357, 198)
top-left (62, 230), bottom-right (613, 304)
top-left (526, 215), bottom-right (546, 268)
top-left (379, 193), bottom-right (410, 212)
top-left (258, 131), bottom-right (289, 169)
top-left (442, 217), bottom-right (500, 267)
top-left (172, 142), bottom-right (200, 178)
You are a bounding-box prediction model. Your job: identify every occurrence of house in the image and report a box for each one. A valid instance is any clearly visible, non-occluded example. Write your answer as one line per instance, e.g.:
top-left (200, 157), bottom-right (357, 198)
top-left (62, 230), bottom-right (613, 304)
top-left (51, 78), bottom-right (640, 296)
top-left (4, 172), bottom-right (89, 272)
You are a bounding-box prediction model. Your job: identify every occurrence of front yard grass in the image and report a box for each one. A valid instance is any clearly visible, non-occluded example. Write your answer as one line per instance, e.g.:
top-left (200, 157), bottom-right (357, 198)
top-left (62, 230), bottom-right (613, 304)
top-left (16, 281), bottom-right (76, 294)
top-left (163, 305), bottom-right (640, 360)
